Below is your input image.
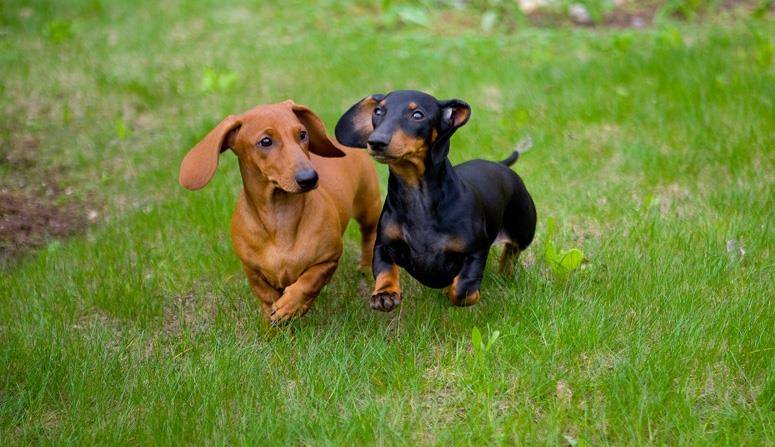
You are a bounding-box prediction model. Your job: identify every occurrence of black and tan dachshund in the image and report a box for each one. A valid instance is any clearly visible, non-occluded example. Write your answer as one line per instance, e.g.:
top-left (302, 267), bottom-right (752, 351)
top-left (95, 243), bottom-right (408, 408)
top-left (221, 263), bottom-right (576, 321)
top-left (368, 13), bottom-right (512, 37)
top-left (336, 90), bottom-right (536, 311)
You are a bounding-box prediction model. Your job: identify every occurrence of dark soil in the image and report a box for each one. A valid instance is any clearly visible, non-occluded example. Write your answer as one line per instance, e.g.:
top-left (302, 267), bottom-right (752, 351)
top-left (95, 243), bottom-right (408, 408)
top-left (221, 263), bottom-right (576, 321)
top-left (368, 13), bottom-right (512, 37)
top-left (0, 122), bottom-right (96, 265)
top-left (0, 188), bottom-right (88, 264)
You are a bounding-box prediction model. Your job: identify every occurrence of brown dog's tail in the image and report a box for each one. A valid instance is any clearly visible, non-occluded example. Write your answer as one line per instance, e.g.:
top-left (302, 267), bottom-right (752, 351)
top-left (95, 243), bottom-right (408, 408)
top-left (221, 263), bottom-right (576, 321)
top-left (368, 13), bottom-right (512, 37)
top-left (500, 136), bottom-right (532, 167)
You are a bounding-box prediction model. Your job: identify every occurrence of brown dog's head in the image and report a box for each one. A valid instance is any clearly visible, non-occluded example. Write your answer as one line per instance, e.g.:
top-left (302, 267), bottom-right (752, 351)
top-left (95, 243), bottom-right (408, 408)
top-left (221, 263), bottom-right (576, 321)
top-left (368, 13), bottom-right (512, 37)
top-left (179, 101), bottom-right (345, 193)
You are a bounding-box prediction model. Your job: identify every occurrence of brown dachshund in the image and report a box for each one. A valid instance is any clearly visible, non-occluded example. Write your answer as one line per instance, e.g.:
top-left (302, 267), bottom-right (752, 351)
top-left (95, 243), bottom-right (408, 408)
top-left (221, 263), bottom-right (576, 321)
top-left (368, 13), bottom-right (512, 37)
top-left (179, 101), bottom-right (381, 324)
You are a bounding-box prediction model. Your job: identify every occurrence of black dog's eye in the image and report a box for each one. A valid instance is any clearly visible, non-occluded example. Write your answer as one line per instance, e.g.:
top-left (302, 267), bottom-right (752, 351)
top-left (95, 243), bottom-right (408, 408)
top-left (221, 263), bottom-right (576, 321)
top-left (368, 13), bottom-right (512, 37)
top-left (258, 137), bottom-right (272, 148)
top-left (411, 110), bottom-right (424, 120)
top-left (299, 130), bottom-right (307, 141)
top-left (374, 107), bottom-right (384, 117)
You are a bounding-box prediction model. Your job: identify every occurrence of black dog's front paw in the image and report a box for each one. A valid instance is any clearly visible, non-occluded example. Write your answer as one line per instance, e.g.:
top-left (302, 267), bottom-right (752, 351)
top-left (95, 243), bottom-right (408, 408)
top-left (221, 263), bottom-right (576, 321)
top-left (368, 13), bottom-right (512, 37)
top-left (370, 291), bottom-right (402, 312)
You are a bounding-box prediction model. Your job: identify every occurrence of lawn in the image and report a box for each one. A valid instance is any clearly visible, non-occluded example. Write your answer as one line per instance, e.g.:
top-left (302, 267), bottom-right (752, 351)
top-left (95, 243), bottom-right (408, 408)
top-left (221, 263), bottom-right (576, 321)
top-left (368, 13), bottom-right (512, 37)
top-left (1, 0), bottom-right (773, 444)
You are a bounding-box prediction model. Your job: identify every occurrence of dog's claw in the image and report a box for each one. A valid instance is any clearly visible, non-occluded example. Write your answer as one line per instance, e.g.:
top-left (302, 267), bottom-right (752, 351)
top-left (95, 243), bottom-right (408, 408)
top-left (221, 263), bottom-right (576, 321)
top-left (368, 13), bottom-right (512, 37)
top-left (268, 297), bottom-right (311, 325)
top-left (370, 291), bottom-right (401, 312)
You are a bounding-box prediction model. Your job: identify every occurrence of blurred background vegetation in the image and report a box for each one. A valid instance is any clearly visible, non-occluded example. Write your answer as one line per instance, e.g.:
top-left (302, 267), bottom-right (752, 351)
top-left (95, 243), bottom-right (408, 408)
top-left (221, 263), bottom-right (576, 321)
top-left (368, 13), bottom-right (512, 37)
top-left (1, 0), bottom-right (772, 259)
top-left (1, 1), bottom-right (773, 444)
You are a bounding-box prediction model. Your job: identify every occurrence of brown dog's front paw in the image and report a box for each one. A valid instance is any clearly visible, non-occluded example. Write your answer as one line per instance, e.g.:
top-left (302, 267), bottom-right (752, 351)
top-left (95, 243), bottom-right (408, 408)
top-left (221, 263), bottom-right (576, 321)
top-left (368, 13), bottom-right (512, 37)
top-left (269, 299), bottom-right (309, 325)
top-left (370, 291), bottom-right (402, 312)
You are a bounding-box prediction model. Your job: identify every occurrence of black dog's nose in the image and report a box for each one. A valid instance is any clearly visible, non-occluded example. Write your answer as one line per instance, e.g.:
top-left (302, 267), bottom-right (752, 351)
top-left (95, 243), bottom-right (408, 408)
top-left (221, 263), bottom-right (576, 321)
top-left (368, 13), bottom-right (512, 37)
top-left (367, 134), bottom-right (390, 152)
top-left (295, 169), bottom-right (318, 191)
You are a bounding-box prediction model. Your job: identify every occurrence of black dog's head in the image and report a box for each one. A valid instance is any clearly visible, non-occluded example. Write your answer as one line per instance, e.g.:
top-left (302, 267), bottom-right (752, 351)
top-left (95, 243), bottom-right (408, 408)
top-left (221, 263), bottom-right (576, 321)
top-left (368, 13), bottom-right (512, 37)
top-left (335, 90), bottom-right (470, 174)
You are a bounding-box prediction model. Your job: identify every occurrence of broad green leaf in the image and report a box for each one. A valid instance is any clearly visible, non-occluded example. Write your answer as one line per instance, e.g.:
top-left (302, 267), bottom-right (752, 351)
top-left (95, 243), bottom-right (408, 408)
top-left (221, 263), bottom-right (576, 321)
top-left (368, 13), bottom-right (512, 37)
top-left (558, 248), bottom-right (584, 271)
top-left (486, 330), bottom-right (500, 351)
top-left (115, 118), bottom-right (129, 140)
top-left (471, 326), bottom-right (483, 353)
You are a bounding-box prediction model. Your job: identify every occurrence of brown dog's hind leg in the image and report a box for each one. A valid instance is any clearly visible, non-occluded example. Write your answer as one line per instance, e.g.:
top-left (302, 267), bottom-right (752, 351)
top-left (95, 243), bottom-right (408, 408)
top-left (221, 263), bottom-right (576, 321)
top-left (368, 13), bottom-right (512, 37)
top-left (498, 243), bottom-right (520, 275)
top-left (353, 170), bottom-right (382, 274)
top-left (356, 210), bottom-right (379, 274)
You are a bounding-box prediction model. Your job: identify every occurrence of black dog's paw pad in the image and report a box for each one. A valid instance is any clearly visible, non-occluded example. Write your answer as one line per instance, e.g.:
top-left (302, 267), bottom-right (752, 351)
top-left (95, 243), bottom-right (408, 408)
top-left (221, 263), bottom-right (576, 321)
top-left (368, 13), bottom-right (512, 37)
top-left (370, 291), bottom-right (402, 312)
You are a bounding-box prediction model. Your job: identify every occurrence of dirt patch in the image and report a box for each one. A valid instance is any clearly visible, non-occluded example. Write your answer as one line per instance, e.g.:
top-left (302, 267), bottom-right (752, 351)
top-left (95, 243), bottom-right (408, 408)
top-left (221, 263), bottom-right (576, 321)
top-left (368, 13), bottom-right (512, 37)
top-left (1, 110), bottom-right (100, 265)
top-left (604, 7), bottom-right (657, 28)
top-left (524, 0), bottom-right (766, 28)
top-left (0, 188), bottom-right (89, 264)
top-left (163, 289), bottom-right (218, 336)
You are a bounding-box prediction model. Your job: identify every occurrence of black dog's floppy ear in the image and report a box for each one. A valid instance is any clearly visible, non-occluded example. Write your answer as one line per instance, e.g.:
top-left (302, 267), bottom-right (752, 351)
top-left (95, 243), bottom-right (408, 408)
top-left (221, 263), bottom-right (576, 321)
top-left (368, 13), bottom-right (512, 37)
top-left (438, 99), bottom-right (471, 138)
top-left (335, 94), bottom-right (385, 148)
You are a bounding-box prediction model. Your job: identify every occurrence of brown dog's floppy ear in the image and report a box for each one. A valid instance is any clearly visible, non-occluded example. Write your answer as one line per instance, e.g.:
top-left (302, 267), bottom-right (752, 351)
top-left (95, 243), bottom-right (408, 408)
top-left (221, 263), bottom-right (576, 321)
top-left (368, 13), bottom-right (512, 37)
top-left (335, 94), bottom-right (385, 148)
top-left (289, 102), bottom-right (346, 158)
top-left (179, 115), bottom-right (241, 190)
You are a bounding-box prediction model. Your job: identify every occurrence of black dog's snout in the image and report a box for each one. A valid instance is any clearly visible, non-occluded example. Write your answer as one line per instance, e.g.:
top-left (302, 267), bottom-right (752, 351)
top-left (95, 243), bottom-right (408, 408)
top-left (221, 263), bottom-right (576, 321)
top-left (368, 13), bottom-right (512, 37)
top-left (367, 134), bottom-right (390, 152)
top-left (295, 169), bottom-right (319, 190)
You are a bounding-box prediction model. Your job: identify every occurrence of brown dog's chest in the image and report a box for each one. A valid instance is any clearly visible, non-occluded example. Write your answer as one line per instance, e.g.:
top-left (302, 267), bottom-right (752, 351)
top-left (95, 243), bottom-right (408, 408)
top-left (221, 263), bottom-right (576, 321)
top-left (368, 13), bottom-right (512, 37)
top-left (230, 191), bottom-right (343, 290)
top-left (252, 243), bottom-right (308, 287)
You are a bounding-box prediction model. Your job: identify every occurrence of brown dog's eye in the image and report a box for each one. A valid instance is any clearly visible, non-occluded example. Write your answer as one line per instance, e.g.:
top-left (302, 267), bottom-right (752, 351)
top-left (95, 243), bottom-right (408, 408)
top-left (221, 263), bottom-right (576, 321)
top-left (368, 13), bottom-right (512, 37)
top-left (299, 130), bottom-right (307, 141)
top-left (411, 110), bottom-right (424, 120)
top-left (258, 137), bottom-right (272, 148)
top-left (374, 107), bottom-right (384, 117)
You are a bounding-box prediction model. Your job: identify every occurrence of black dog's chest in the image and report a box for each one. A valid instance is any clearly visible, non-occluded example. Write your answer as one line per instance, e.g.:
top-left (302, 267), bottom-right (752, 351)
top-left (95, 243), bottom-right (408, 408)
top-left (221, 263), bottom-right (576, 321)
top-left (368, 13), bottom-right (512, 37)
top-left (385, 224), bottom-right (466, 288)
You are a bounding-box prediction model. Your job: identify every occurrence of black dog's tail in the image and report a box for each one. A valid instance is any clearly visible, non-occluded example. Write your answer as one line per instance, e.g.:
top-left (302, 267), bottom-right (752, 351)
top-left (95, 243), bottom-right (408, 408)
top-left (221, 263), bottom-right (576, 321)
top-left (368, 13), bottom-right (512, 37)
top-left (500, 136), bottom-right (533, 167)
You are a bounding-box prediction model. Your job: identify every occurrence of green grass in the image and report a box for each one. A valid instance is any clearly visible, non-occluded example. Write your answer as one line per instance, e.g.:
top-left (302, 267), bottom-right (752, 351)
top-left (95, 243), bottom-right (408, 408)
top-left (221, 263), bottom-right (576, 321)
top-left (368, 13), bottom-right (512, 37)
top-left (1, 1), bottom-right (774, 444)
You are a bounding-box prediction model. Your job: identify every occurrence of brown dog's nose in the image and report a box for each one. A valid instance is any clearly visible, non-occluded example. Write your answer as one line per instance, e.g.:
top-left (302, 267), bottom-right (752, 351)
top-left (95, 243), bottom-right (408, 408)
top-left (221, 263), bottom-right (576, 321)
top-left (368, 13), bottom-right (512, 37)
top-left (295, 169), bottom-right (319, 191)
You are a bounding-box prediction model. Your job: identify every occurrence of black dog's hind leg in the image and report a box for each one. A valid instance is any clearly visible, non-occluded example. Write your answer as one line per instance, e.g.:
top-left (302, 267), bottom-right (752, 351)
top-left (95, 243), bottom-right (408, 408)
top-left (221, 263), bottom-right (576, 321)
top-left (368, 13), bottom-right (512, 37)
top-left (446, 249), bottom-right (489, 307)
top-left (498, 185), bottom-right (537, 274)
top-left (370, 243), bottom-right (402, 312)
top-left (499, 243), bottom-right (521, 275)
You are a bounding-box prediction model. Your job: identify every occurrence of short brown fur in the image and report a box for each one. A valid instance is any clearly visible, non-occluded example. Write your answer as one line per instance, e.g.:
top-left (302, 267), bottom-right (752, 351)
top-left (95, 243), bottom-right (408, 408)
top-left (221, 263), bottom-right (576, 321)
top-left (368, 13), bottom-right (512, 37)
top-left (179, 101), bottom-right (381, 324)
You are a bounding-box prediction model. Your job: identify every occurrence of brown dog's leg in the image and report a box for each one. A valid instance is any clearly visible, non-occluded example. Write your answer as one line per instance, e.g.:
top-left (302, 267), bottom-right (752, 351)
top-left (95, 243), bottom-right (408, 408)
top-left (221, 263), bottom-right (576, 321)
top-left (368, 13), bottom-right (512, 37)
top-left (244, 267), bottom-right (282, 320)
top-left (270, 260), bottom-right (338, 324)
top-left (499, 243), bottom-right (520, 275)
top-left (357, 218), bottom-right (378, 274)
top-left (353, 174), bottom-right (381, 274)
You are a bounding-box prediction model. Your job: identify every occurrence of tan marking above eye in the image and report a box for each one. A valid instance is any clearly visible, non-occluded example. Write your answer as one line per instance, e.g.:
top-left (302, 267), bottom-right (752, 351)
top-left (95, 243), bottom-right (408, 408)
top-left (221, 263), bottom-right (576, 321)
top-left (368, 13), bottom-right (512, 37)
top-left (408, 102), bottom-right (417, 110)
